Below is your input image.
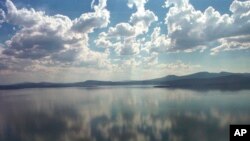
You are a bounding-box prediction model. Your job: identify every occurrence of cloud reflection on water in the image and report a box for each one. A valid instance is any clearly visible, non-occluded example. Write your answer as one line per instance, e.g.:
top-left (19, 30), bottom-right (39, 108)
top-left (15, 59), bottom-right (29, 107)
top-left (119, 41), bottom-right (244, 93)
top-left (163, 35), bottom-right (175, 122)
top-left (0, 88), bottom-right (250, 141)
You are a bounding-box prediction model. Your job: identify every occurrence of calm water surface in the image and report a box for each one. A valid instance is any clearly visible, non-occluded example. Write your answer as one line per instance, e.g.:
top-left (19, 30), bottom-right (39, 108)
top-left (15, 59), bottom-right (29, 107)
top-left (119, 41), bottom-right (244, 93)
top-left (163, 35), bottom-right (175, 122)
top-left (0, 87), bottom-right (250, 141)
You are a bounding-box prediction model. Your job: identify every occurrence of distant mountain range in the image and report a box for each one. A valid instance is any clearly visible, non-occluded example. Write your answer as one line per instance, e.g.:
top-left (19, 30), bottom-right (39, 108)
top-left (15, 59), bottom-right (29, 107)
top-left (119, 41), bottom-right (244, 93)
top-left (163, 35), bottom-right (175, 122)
top-left (1, 72), bottom-right (250, 90)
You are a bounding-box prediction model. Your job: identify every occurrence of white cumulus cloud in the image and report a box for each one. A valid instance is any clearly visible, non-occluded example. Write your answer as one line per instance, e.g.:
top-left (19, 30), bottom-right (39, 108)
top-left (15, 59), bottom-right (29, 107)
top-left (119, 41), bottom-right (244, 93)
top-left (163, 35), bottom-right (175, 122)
top-left (162, 0), bottom-right (250, 53)
top-left (95, 0), bottom-right (157, 56)
top-left (2, 0), bottom-right (111, 70)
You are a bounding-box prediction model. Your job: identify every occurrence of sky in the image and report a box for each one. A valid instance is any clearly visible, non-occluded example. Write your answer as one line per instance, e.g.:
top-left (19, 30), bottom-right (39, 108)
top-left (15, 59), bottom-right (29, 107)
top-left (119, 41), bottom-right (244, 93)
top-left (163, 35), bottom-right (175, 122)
top-left (0, 0), bottom-right (250, 84)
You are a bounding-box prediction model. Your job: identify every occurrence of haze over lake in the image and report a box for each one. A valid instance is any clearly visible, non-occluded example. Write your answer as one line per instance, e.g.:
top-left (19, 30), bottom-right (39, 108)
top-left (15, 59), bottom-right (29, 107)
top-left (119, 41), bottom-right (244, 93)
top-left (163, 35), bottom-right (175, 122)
top-left (0, 87), bottom-right (249, 141)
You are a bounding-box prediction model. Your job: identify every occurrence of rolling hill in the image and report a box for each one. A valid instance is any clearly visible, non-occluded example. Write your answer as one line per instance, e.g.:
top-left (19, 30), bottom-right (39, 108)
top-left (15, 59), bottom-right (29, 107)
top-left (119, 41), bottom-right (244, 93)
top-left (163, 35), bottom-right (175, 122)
top-left (0, 72), bottom-right (250, 90)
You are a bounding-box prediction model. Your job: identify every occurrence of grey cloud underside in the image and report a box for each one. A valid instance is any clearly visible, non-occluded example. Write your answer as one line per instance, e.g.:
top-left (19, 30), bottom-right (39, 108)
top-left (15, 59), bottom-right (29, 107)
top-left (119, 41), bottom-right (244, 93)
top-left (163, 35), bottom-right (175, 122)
top-left (4, 33), bottom-right (66, 59)
top-left (72, 9), bottom-right (110, 33)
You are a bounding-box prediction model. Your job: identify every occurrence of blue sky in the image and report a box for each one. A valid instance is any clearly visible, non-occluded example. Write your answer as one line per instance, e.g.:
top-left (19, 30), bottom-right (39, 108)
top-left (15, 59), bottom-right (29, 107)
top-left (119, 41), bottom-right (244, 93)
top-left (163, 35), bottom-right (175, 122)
top-left (0, 0), bottom-right (250, 84)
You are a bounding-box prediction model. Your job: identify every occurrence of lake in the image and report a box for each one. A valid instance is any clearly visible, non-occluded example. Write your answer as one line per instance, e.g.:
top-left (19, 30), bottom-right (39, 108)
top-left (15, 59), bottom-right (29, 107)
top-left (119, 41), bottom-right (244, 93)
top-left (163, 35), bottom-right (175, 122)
top-left (0, 87), bottom-right (250, 141)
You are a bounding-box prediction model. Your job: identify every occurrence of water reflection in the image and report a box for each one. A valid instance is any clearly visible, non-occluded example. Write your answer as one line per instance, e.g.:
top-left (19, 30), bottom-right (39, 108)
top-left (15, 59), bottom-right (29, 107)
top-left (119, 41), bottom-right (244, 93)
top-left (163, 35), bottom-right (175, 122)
top-left (0, 88), bottom-right (250, 141)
